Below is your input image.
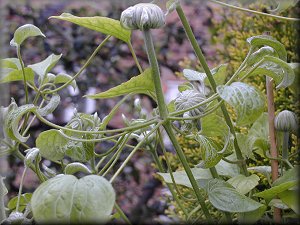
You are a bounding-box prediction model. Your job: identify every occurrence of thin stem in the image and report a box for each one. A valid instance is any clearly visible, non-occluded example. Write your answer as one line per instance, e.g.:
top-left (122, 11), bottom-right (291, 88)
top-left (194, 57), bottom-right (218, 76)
top-left (114, 203), bottom-right (132, 225)
top-left (34, 111), bottom-right (158, 135)
top-left (17, 47), bottom-right (29, 104)
top-left (176, 5), bottom-right (248, 176)
top-left (209, 0), bottom-right (300, 22)
top-left (143, 28), bottom-right (212, 220)
top-left (95, 136), bottom-right (125, 158)
top-left (128, 41), bottom-right (143, 74)
top-left (266, 77), bottom-right (281, 223)
top-left (44, 35), bottom-right (111, 94)
top-left (109, 122), bottom-right (162, 183)
top-left (16, 167), bottom-right (27, 212)
top-left (152, 130), bottom-right (189, 218)
top-left (143, 30), bottom-right (168, 119)
top-left (282, 131), bottom-right (290, 170)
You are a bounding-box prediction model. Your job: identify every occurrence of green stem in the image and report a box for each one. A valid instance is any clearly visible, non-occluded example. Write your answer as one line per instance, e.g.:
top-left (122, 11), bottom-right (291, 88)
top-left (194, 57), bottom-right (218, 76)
top-left (209, 0), bottom-right (300, 22)
top-left (44, 35), bottom-right (111, 94)
top-left (109, 122), bottom-right (162, 183)
top-left (128, 41), bottom-right (143, 74)
top-left (150, 135), bottom-right (189, 219)
top-left (114, 203), bottom-right (132, 225)
top-left (17, 47), bottom-right (29, 104)
top-left (176, 5), bottom-right (248, 176)
top-left (143, 28), bottom-right (212, 221)
top-left (282, 131), bottom-right (290, 170)
top-left (143, 30), bottom-right (168, 119)
top-left (16, 167), bottom-right (27, 212)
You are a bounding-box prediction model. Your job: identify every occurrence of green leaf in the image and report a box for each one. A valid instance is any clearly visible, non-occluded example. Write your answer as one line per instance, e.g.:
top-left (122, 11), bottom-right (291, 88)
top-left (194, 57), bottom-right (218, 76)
top-left (227, 174), bottom-right (260, 194)
top-left (217, 82), bottom-right (265, 126)
top-left (236, 133), bottom-right (254, 159)
top-left (31, 174), bottom-right (115, 223)
top-left (0, 68), bottom-right (35, 84)
top-left (247, 35), bottom-right (287, 61)
top-left (201, 114), bottom-right (228, 137)
top-left (254, 180), bottom-right (297, 202)
top-left (278, 190), bottom-right (299, 214)
top-left (8, 193), bottom-right (32, 212)
top-left (64, 139), bottom-right (94, 162)
top-left (194, 134), bottom-right (222, 168)
top-left (248, 113), bottom-right (269, 156)
top-left (86, 68), bottom-right (156, 100)
top-left (24, 148), bottom-right (40, 167)
top-left (272, 166), bottom-right (298, 187)
top-left (54, 73), bottom-right (77, 90)
top-left (289, 63), bottom-right (299, 95)
top-left (4, 104), bottom-right (36, 142)
top-left (50, 13), bottom-right (131, 43)
top-left (237, 205), bottom-right (267, 224)
top-left (247, 46), bottom-right (276, 66)
top-left (247, 166), bottom-right (272, 177)
top-left (0, 176), bottom-right (8, 197)
top-left (1, 58), bottom-right (21, 70)
top-left (28, 54), bottom-right (62, 83)
top-left (37, 94), bottom-right (60, 116)
top-left (10, 24), bottom-right (45, 47)
top-left (157, 168), bottom-right (213, 189)
top-left (158, 158), bottom-right (239, 188)
top-left (268, 198), bottom-right (289, 210)
top-left (36, 129), bottom-right (67, 161)
top-left (64, 162), bottom-right (92, 175)
top-left (206, 179), bottom-right (262, 213)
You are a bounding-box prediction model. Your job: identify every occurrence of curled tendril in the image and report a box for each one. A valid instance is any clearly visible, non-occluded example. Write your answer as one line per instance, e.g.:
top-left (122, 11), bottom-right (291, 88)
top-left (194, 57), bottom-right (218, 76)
top-left (120, 3), bottom-right (165, 30)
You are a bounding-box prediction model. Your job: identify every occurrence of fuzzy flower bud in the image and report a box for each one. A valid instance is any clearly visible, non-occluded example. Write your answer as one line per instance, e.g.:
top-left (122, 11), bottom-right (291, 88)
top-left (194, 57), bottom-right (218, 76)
top-left (120, 3), bottom-right (165, 30)
top-left (174, 90), bottom-right (206, 116)
top-left (275, 110), bottom-right (298, 133)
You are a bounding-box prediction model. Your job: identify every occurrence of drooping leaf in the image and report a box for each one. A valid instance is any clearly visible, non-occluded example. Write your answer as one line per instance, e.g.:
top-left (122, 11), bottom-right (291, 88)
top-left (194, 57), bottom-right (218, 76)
top-left (31, 174), bottom-right (115, 223)
top-left (28, 54), bottom-right (62, 83)
top-left (166, 0), bottom-right (180, 13)
top-left (86, 68), bottom-right (156, 100)
top-left (237, 205), bottom-right (267, 224)
top-left (24, 148), bottom-right (40, 167)
top-left (269, 0), bottom-right (299, 13)
top-left (0, 68), bottom-right (35, 84)
top-left (50, 13), bottom-right (131, 43)
top-left (206, 179), bottom-right (262, 213)
top-left (278, 190), bottom-right (299, 214)
top-left (247, 46), bottom-right (276, 66)
top-left (1, 58), bottom-right (21, 70)
top-left (10, 24), bottom-right (45, 47)
top-left (37, 94), bottom-right (60, 116)
top-left (4, 103), bottom-right (36, 142)
top-left (36, 129), bottom-right (67, 161)
top-left (217, 82), bottom-right (265, 126)
top-left (8, 193), bottom-right (32, 212)
top-left (247, 35), bottom-right (287, 61)
top-left (254, 180), bottom-right (297, 202)
top-left (64, 162), bottom-right (92, 175)
top-left (227, 174), bottom-right (260, 194)
top-left (54, 73), bottom-right (77, 90)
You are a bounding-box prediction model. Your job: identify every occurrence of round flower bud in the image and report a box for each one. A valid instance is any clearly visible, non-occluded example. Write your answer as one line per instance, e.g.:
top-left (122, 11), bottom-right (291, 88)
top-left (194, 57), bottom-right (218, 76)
top-left (275, 110), bottom-right (298, 133)
top-left (174, 90), bottom-right (206, 116)
top-left (120, 3), bottom-right (166, 30)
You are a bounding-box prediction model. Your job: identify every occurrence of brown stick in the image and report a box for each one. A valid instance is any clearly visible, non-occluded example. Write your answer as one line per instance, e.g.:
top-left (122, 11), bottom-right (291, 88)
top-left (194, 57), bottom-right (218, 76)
top-left (266, 77), bottom-right (281, 223)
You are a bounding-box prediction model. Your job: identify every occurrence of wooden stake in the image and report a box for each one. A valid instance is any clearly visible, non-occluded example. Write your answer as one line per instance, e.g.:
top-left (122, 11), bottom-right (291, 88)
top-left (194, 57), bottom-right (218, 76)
top-left (266, 77), bottom-right (281, 223)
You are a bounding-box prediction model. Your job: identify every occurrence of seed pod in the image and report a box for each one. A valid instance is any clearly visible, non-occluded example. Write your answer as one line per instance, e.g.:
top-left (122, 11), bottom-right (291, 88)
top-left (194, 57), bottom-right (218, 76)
top-left (174, 89), bottom-right (206, 116)
top-left (275, 110), bottom-right (298, 133)
top-left (120, 3), bottom-right (165, 30)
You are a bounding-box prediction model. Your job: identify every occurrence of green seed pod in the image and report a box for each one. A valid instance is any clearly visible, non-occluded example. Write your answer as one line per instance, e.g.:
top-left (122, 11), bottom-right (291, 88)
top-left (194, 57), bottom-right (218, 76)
top-left (275, 110), bottom-right (298, 133)
top-left (120, 3), bottom-right (165, 30)
top-left (174, 90), bottom-right (206, 116)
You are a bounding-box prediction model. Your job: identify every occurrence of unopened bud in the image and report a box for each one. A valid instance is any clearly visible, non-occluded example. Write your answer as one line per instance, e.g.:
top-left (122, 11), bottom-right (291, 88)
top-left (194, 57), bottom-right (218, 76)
top-left (120, 3), bottom-right (165, 30)
top-left (275, 110), bottom-right (298, 133)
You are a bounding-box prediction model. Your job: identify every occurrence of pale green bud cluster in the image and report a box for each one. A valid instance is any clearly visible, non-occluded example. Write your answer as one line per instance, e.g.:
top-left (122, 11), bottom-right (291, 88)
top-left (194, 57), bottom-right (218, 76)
top-left (120, 3), bottom-right (165, 30)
